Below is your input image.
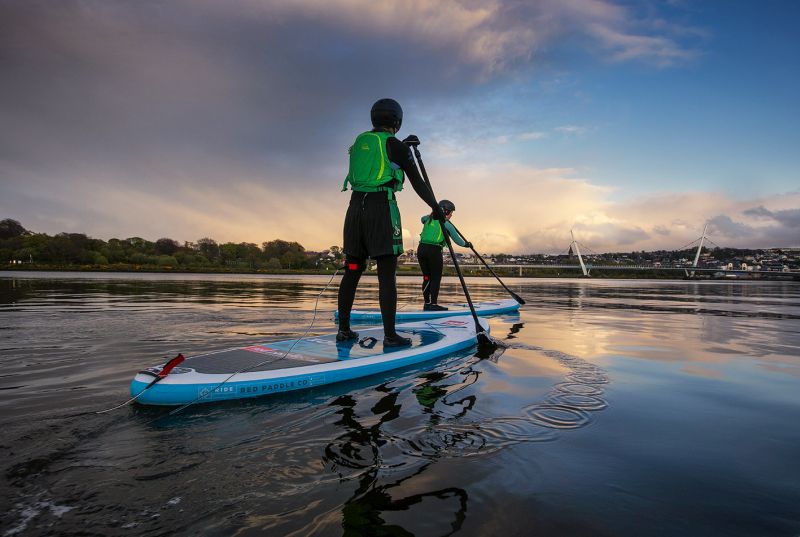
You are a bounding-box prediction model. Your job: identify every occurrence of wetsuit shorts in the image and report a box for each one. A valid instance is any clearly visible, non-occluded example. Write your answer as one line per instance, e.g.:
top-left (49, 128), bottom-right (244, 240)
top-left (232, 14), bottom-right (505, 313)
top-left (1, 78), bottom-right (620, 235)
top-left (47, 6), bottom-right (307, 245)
top-left (343, 191), bottom-right (401, 259)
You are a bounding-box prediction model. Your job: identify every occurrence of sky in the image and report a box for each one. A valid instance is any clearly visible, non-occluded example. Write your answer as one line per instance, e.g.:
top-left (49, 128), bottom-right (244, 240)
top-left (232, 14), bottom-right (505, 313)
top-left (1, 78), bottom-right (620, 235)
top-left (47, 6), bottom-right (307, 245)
top-left (1, 0), bottom-right (798, 254)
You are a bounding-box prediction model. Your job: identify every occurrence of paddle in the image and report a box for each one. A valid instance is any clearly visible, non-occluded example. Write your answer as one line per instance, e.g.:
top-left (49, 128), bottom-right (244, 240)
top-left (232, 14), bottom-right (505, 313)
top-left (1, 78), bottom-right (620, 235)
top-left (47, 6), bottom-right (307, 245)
top-left (407, 138), bottom-right (494, 349)
top-left (446, 222), bottom-right (526, 305)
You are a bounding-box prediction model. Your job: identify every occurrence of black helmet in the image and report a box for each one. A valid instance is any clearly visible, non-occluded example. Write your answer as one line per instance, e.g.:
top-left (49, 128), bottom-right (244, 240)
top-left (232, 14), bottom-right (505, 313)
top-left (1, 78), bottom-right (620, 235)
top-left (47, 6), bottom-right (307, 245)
top-left (439, 200), bottom-right (455, 213)
top-left (371, 98), bottom-right (403, 130)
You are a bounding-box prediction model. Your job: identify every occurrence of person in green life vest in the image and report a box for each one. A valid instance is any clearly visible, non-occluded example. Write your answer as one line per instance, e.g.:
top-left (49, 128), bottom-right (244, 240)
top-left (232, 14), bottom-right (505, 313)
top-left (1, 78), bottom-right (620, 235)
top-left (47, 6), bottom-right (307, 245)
top-left (417, 200), bottom-right (472, 311)
top-left (337, 98), bottom-right (445, 347)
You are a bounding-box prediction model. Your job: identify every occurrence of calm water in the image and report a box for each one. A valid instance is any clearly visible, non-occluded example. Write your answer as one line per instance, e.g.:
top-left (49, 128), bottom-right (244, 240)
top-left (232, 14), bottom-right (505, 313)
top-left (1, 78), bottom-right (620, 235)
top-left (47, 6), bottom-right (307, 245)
top-left (1, 272), bottom-right (799, 536)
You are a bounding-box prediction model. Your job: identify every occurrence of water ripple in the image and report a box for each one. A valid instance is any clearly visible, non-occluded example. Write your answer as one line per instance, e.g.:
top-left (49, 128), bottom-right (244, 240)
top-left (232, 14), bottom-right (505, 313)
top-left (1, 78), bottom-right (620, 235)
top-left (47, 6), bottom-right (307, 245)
top-left (524, 404), bottom-right (591, 429)
top-left (363, 339), bottom-right (613, 462)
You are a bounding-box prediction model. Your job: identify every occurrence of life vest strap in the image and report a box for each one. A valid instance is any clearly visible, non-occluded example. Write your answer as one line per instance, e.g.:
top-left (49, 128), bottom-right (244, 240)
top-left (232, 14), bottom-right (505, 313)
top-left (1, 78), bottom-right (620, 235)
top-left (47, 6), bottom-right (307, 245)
top-left (350, 185), bottom-right (396, 199)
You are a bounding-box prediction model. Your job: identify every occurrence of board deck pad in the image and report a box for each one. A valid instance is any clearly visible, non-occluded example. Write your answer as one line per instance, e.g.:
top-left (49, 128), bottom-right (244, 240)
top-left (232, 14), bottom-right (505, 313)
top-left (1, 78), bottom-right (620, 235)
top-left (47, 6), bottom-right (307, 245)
top-left (337, 298), bottom-right (520, 322)
top-left (130, 316), bottom-right (488, 406)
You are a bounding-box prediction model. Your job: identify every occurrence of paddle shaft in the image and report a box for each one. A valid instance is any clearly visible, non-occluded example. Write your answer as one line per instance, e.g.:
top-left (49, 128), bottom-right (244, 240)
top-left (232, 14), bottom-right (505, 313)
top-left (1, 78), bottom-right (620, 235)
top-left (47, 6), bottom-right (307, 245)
top-left (446, 222), bottom-right (526, 305)
top-left (411, 146), bottom-right (487, 339)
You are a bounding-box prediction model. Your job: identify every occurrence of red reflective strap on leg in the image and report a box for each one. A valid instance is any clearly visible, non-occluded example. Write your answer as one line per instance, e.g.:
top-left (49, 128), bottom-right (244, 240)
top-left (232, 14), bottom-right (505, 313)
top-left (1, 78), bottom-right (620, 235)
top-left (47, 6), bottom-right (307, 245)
top-left (348, 263), bottom-right (360, 271)
top-left (423, 275), bottom-right (429, 280)
top-left (158, 353), bottom-right (185, 378)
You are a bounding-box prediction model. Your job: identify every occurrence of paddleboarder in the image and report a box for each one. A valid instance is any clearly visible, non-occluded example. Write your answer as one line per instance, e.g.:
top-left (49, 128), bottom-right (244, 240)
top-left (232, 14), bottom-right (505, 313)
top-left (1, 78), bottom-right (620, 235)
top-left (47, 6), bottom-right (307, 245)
top-left (417, 200), bottom-right (472, 311)
top-left (337, 98), bottom-right (445, 347)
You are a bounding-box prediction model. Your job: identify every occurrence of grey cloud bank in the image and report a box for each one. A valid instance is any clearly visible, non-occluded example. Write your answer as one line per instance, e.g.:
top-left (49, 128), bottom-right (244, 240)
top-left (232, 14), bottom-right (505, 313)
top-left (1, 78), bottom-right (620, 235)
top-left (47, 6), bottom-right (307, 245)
top-left (1, 0), bottom-right (795, 252)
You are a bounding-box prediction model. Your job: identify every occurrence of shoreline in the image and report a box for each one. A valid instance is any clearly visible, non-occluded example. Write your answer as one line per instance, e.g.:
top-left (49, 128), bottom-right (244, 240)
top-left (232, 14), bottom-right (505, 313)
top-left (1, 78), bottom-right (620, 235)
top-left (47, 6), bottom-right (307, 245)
top-left (3, 265), bottom-right (798, 281)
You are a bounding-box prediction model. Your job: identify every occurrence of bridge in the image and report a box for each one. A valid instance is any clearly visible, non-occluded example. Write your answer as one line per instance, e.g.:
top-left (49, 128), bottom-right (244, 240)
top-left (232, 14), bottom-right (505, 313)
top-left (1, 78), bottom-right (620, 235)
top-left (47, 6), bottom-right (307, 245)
top-left (437, 224), bottom-right (800, 280)
top-left (447, 264), bottom-right (799, 279)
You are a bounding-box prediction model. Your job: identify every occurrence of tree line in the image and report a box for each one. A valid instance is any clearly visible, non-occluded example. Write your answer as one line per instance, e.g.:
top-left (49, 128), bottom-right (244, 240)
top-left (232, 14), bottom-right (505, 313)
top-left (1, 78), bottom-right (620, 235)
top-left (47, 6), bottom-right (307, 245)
top-left (0, 219), bottom-right (343, 270)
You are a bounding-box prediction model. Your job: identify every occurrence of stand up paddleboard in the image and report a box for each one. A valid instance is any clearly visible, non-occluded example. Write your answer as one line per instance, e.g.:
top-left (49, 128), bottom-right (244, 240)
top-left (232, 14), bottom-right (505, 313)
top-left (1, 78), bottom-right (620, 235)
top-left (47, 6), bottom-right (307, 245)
top-left (130, 316), bottom-right (489, 406)
top-left (336, 298), bottom-right (520, 322)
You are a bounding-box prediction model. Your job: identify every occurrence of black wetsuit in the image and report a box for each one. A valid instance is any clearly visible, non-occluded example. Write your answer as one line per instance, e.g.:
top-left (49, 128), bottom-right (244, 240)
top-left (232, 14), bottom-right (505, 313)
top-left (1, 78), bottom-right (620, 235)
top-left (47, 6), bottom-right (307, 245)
top-left (417, 216), bottom-right (467, 305)
top-left (338, 133), bottom-right (441, 337)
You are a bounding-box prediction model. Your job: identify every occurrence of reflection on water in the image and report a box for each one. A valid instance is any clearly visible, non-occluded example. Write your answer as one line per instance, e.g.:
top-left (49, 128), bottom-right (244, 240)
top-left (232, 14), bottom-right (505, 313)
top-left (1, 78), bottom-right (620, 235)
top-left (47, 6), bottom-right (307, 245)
top-left (1, 272), bottom-right (799, 536)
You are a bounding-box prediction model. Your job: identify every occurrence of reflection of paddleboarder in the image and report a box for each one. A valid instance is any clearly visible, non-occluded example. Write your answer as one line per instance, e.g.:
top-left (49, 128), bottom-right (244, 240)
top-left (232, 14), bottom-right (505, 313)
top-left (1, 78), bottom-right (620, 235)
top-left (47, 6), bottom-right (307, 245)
top-left (325, 391), bottom-right (468, 535)
top-left (341, 463), bottom-right (468, 536)
top-left (337, 98), bottom-right (445, 347)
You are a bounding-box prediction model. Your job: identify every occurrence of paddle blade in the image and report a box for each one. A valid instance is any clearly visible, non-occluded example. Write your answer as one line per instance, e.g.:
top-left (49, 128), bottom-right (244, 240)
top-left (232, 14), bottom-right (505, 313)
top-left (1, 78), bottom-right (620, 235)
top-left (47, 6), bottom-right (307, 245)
top-left (476, 332), bottom-right (497, 351)
top-left (510, 291), bottom-right (526, 305)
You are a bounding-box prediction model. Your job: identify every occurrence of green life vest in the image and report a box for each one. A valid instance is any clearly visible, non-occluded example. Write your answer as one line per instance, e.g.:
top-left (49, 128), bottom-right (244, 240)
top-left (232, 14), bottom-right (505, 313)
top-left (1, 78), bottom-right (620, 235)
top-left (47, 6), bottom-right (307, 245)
top-left (342, 131), bottom-right (404, 193)
top-left (419, 216), bottom-right (445, 247)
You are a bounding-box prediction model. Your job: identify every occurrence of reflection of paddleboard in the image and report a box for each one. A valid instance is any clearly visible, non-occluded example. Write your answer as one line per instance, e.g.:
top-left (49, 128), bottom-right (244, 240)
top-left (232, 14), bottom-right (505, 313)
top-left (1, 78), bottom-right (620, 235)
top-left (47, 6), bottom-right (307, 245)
top-left (336, 298), bottom-right (520, 322)
top-left (130, 316), bottom-right (489, 406)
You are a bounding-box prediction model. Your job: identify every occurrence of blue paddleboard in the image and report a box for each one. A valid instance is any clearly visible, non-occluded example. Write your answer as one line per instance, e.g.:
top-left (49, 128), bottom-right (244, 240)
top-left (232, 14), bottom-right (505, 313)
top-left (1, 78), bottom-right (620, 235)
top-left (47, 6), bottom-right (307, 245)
top-left (337, 298), bottom-right (520, 322)
top-left (130, 316), bottom-right (489, 406)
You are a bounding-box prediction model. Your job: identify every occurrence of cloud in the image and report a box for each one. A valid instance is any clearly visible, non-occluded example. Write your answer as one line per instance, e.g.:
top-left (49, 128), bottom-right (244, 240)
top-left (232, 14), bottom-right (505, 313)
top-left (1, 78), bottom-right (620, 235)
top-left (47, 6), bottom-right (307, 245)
top-left (254, 0), bottom-right (535, 77)
top-left (653, 225), bottom-right (671, 236)
top-left (520, 131), bottom-right (548, 140)
top-left (0, 0), bottom-right (699, 177)
top-left (573, 222), bottom-right (650, 246)
top-left (743, 206), bottom-right (774, 219)
top-left (413, 166), bottom-right (800, 253)
top-left (706, 215), bottom-right (753, 239)
top-left (491, 131), bottom-right (547, 145)
top-left (555, 125), bottom-right (589, 135)
top-left (0, 0), bottom-right (720, 253)
top-left (1, 167), bottom-right (350, 247)
top-left (743, 206), bottom-right (800, 228)
top-left (254, 0), bottom-right (700, 73)
top-left (4, 152), bottom-right (798, 252)
top-left (598, 191), bottom-right (800, 251)
top-left (586, 22), bottom-right (696, 66)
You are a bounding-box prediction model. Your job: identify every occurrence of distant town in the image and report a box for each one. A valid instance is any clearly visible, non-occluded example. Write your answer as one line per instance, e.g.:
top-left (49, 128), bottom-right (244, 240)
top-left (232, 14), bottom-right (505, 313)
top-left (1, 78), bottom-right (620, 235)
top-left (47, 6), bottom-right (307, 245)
top-left (414, 247), bottom-right (800, 273)
top-left (326, 245), bottom-right (800, 279)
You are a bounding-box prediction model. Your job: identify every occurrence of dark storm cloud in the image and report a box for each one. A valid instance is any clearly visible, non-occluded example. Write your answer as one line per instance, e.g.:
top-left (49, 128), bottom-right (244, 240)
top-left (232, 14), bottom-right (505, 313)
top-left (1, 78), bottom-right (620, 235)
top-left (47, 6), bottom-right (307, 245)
top-left (742, 205), bottom-right (800, 247)
top-left (653, 225), bottom-right (671, 236)
top-left (0, 0), bottom-right (545, 240)
top-left (743, 206), bottom-right (774, 219)
top-left (0, 0), bottom-right (698, 186)
top-left (0, 0), bottom-right (525, 190)
top-left (743, 205), bottom-right (800, 228)
top-left (708, 211), bottom-right (799, 248)
top-left (707, 215), bottom-right (753, 239)
top-left (0, 0), bottom-right (704, 247)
